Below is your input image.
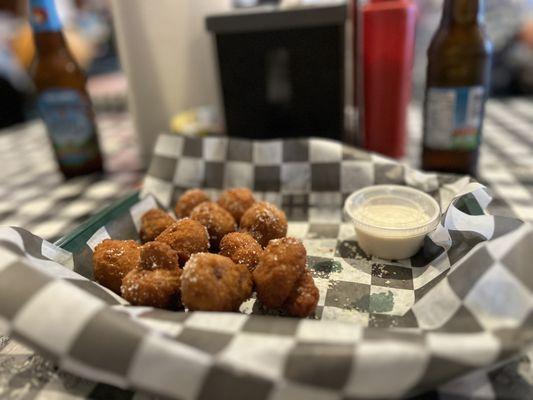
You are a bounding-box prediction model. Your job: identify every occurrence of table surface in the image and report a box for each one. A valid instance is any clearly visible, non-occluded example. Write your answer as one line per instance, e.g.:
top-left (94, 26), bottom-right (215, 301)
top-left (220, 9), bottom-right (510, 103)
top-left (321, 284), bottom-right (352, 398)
top-left (1, 99), bottom-right (533, 399)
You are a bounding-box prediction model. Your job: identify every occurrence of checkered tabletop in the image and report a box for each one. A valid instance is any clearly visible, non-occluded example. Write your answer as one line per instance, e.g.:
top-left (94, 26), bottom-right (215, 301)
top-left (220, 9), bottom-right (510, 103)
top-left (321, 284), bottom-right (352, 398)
top-left (1, 98), bottom-right (533, 400)
top-left (0, 113), bottom-right (142, 242)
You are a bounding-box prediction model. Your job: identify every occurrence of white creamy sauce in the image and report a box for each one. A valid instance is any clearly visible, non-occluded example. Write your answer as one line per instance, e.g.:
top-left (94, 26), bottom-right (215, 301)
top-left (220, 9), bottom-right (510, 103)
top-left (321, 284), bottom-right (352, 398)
top-left (355, 204), bottom-right (430, 229)
top-left (352, 204), bottom-right (432, 260)
top-left (345, 187), bottom-right (440, 260)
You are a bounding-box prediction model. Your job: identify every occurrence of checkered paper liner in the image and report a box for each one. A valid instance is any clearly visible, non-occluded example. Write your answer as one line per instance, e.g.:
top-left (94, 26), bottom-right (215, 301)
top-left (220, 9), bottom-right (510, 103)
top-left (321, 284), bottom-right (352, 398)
top-left (1, 135), bottom-right (533, 400)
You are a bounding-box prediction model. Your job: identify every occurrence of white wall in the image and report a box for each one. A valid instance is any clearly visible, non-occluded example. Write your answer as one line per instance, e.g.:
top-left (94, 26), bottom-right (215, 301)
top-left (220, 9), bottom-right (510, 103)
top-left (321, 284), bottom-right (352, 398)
top-left (110, 0), bottom-right (233, 164)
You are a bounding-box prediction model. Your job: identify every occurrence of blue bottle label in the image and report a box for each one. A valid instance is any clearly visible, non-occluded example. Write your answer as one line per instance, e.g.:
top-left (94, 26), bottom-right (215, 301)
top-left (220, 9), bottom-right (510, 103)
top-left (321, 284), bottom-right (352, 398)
top-left (37, 89), bottom-right (99, 167)
top-left (29, 0), bottom-right (63, 32)
top-left (424, 86), bottom-right (486, 150)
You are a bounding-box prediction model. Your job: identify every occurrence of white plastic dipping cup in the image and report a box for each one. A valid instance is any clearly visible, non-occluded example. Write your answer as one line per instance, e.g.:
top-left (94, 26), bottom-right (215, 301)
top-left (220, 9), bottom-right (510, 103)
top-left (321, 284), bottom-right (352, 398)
top-left (344, 185), bottom-right (441, 260)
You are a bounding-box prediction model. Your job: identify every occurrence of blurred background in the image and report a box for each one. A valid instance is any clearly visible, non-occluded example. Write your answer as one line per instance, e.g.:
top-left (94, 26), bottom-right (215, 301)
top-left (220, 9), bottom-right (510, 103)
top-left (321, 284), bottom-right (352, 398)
top-left (1, 0), bottom-right (533, 158)
top-left (4, 2), bottom-right (533, 396)
top-left (414, 0), bottom-right (533, 99)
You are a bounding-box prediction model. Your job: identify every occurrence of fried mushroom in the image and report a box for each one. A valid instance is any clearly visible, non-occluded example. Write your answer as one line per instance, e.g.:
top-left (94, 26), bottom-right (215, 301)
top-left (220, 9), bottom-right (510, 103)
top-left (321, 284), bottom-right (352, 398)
top-left (93, 239), bottom-right (140, 294)
top-left (174, 189), bottom-right (210, 218)
top-left (156, 218), bottom-right (210, 264)
top-left (252, 237), bottom-right (306, 309)
top-left (219, 231), bottom-right (262, 272)
top-left (181, 253), bottom-right (253, 311)
top-left (240, 201), bottom-right (288, 247)
top-left (139, 208), bottom-right (175, 243)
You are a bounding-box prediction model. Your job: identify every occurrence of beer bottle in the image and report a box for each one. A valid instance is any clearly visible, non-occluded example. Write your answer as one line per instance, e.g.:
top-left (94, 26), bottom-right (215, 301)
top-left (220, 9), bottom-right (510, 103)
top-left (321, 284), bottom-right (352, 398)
top-left (421, 0), bottom-right (492, 176)
top-left (29, 0), bottom-right (103, 178)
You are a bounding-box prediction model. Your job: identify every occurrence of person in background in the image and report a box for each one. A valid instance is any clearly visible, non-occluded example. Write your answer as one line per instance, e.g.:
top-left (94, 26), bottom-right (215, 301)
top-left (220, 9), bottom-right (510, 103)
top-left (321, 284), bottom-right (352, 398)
top-left (72, 0), bottom-right (116, 74)
top-left (490, 0), bottom-right (533, 95)
top-left (0, 0), bottom-right (30, 128)
top-left (10, 0), bottom-right (97, 72)
top-left (412, 0), bottom-right (533, 98)
top-left (0, 0), bottom-right (114, 129)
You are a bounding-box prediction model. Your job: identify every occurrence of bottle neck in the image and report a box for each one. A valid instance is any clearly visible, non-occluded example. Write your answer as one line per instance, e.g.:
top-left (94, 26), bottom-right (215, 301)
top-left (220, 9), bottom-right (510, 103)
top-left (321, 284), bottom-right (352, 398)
top-left (441, 0), bottom-right (484, 26)
top-left (29, 0), bottom-right (69, 55)
top-left (33, 31), bottom-right (69, 56)
top-left (29, 0), bottom-right (63, 33)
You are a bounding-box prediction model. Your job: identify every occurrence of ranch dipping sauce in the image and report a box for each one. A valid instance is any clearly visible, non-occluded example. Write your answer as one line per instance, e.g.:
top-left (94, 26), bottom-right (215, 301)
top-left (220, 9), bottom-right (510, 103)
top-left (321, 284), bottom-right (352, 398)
top-left (344, 185), bottom-right (440, 260)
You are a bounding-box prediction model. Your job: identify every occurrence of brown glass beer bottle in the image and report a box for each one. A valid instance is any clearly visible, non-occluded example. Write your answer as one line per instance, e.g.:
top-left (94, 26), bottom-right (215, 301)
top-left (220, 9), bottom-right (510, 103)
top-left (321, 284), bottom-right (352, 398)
top-left (29, 0), bottom-right (103, 178)
top-left (421, 0), bottom-right (492, 176)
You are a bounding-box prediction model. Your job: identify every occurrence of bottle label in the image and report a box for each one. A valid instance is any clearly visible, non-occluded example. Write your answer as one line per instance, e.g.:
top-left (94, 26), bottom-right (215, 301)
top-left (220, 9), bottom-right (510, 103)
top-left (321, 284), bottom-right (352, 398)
top-left (424, 86), bottom-right (485, 150)
top-left (29, 0), bottom-right (63, 32)
top-left (37, 89), bottom-right (100, 167)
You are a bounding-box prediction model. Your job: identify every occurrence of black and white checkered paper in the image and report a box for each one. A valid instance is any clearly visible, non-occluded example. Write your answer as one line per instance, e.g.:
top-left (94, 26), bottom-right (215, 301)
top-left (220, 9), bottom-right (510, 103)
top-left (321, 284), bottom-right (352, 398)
top-left (1, 135), bottom-right (532, 400)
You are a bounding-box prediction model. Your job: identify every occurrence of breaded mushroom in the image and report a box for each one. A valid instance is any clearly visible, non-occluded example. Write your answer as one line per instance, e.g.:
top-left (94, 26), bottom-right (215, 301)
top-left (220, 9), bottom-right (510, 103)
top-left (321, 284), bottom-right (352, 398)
top-left (174, 189), bottom-right (210, 218)
top-left (252, 237), bottom-right (306, 309)
top-left (283, 270), bottom-right (319, 317)
top-left (138, 240), bottom-right (180, 270)
top-left (217, 187), bottom-right (255, 223)
top-left (190, 202), bottom-right (236, 251)
top-left (139, 208), bottom-right (175, 243)
top-left (240, 201), bottom-right (288, 247)
top-left (156, 218), bottom-right (210, 264)
top-left (121, 242), bottom-right (182, 309)
top-left (181, 253), bottom-right (253, 311)
top-left (219, 232), bottom-right (262, 272)
top-left (93, 239), bottom-right (140, 294)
